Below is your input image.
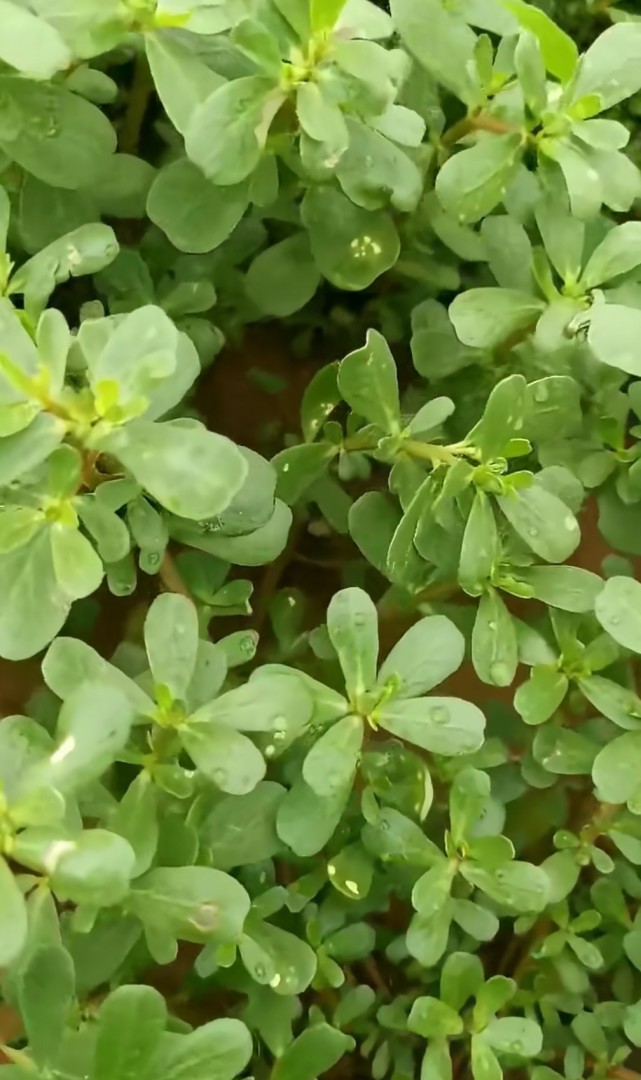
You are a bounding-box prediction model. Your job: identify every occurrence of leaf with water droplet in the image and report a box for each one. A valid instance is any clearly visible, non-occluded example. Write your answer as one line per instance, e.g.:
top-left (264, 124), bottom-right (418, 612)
top-left (378, 696), bottom-right (485, 756)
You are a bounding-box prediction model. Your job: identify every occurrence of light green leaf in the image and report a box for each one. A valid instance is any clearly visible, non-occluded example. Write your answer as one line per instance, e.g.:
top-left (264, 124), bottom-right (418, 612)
top-left (484, 1016), bottom-right (543, 1057)
top-left (0, 413), bottom-right (66, 486)
top-left (43, 636), bottom-right (153, 713)
top-left (45, 829), bottom-right (136, 907)
top-left (42, 681), bottom-right (135, 792)
top-left (450, 767), bottom-right (491, 847)
top-left (130, 867), bottom-right (250, 944)
top-left (472, 590), bottom-right (518, 687)
top-left (50, 525), bottom-right (103, 600)
top-left (153, 1019), bottom-right (252, 1080)
top-left (0, 856), bottom-right (28, 967)
top-left (271, 1024), bottom-right (353, 1080)
top-left (449, 288), bottom-right (544, 348)
top-left (408, 997), bottom-right (463, 1039)
top-left (572, 23), bottom-right (641, 113)
top-left (148, 159), bottom-right (249, 254)
top-left (589, 304), bottom-right (641, 378)
top-left (301, 186), bottom-right (399, 290)
top-left (581, 222), bottom-right (641, 289)
top-left (436, 135), bottom-right (523, 225)
top-left (593, 732), bottom-right (641, 808)
top-left (277, 777), bottom-right (349, 856)
top-left (111, 772), bottom-right (159, 878)
top-left (441, 952), bottom-right (485, 1013)
top-left (514, 666), bottom-right (568, 726)
top-left (421, 1041), bottom-right (453, 1080)
top-left (578, 675), bottom-right (641, 732)
top-left (303, 714), bottom-right (363, 796)
top-left (297, 81), bottom-right (348, 154)
top-left (391, 0), bottom-right (477, 101)
top-left (498, 484), bottom-right (580, 563)
top-left (523, 376), bottom-right (582, 442)
top-left (98, 420), bottom-right (247, 521)
top-left (595, 575), bottom-right (641, 652)
top-left (94, 985), bottom-right (167, 1080)
top-left (189, 672), bottom-right (312, 735)
top-left (500, 0), bottom-right (577, 81)
top-left (471, 1036), bottom-right (502, 1080)
top-left (472, 373), bottom-right (528, 460)
top-left (181, 722), bottom-right (265, 795)
top-left (461, 860), bottom-right (549, 912)
top-left (185, 76), bottom-right (276, 185)
top-left (145, 33), bottom-right (224, 135)
top-left (378, 697), bottom-right (485, 755)
top-left (144, 593), bottom-right (199, 701)
top-left (0, 1), bottom-right (70, 77)
top-left (519, 565), bottom-right (602, 613)
top-left (377, 616), bottom-right (465, 698)
top-left (327, 587), bottom-right (379, 700)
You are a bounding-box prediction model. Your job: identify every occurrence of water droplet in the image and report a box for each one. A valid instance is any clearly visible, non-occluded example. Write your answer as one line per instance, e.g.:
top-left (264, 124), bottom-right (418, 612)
top-left (527, 526), bottom-right (539, 538)
top-left (429, 705), bottom-right (449, 725)
top-left (380, 818), bottom-right (390, 832)
top-left (254, 963), bottom-right (266, 978)
top-left (146, 551), bottom-right (160, 567)
top-left (563, 515), bottom-right (577, 531)
top-left (213, 767), bottom-right (227, 785)
top-left (608, 614), bottom-right (622, 626)
top-left (345, 879), bottom-right (360, 896)
top-left (511, 1041), bottom-right (523, 1054)
top-left (269, 973), bottom-right (281, 988)
top-left (533, 384), bottom-right (549, 403)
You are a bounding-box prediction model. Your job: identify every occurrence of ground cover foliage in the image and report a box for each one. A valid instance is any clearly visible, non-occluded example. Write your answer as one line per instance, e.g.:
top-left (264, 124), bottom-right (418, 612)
top-left (4, 1), bottom-right (641, 1079)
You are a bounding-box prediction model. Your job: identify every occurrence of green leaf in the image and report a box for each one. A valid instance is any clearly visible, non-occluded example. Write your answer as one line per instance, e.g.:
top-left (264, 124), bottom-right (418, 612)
top-left (377, 615), bottom-right (465, 698)
top-left (240, 921), bottom-right (317, 995)
top-left (0, 856), bottom-right (27, 967)
top-left (145, 32), bottom-right (224, 135)
top-left (578, 675), bottom-right (641, 731)
top-left (272, 443), bottom-right (336, 505)
top-left (514, 666), bottom-right (568, 726)
top-left (43, 636), bottom-right (153, 714)
top-left (0, 413), bottom-right (66, 486)
top-left (595, 575), bottom-right (641, 653)
top-left (0, 1), bottom-right (70, 77)
top-left (441, 952), bottom-right (485, 1013)
top-left (246, 235), bottom-right (320, 317)
top-left (472, 590), bottom-right (518, 688)
top-left (450, 767), bottom-right (491, 847)
top-left (498, 485), bottom-right (580, 563)
top-left (471, 1036), bottom-right (502, 1080)
top-left (44, 829), bottom-right (136, 906)
top-left (378, 697), bottom-right (485, 755)
top-left (111, 772), bottom-right (159, 877)
top-left (500, 0), bottom-right (577, 81)
top-left (459, 491), bottom-right (499, 596)
top-left (153, 1019), bottom-right (252, 1080)
top-left (421, 1041), bottom-right (453, 1080)
top-left (518, 566), bottom-right (602, 613)
top-left (408, 997), bottom-right (464, 1039)
top-left (297, 81), bottom-right (348, 154)
top-left (461, 860), bottom-right (549, 912)
top-left (0, 529), bottom-right (73, 660)
top-left (130, 867), bottom-right (250, 944)
top-left (338, 330), bottom-right (400, 433)
top-left (94, 985), bottom-right (167, 1080)
top-left (185, 77), bottom-right (276, 185)
top-left (572, 23), bottom-right (641, 113)
top-left (592, 731), bottom-right (641, 808)
top-left (484, 1016), bottom-right (543, 1058)
top-left (17, 944), bottom-right (74, 1066)
top-left (277, 777), bottom-right (349, 856)
top-left (0, 77), bottom-right (116, 189)
top-left (189, 672), bottom-right (312, 735)
top-left (271, 1024), bottom-right (353, 1080)
top-left (50, 525), bottom-right (103, 600)
top-left (472, 374), bottom-right (528, 460)
top-left (148, 160), bottom-right (249, 254)
top-left (200, 782), bottom-right (285, 870)
top-left (391, 0), bottom-right (477, 101)
top-left (436, 135), bottom-right (523, 225)
top-left (98, 420), bottom-right (247, 521)
top-left (43, 681), bottom-right (135, 792)
top-left (449, 289), bottom-right (544, 349)
top-left (301, 186), bottom-right (400, 290)
top-left (180, 722), bottom-right (265, 795)
top-left (580, 222), bottom-right (641, 289)
top-left (144, 593), bottom-right (199, 701)
top-left (303, 714), bottom-right (363, 796)
top-left (327, 587), bottom-right (378, 700)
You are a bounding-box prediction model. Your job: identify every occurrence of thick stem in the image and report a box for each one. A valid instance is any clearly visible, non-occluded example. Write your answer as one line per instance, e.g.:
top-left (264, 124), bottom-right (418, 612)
top-left (441, 111), bottom-right (519, 149)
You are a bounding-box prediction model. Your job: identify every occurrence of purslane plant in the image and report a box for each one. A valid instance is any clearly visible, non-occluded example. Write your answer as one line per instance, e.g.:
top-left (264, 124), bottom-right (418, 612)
top-left (4, 1), bottom-right (641, 1080)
